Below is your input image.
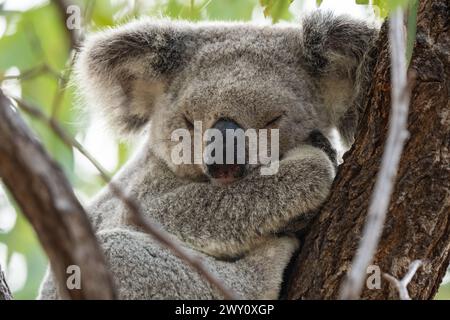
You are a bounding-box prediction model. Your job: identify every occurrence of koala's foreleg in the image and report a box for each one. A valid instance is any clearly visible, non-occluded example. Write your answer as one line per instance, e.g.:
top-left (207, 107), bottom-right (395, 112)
top-left (214, 235), bottom-right (300, 299)
top-left (38, 228), bottom-right (299, 300)
top-left (151, 135), bottom-right (336, 258)
top-left (99, 230), bottom-right (300, 299)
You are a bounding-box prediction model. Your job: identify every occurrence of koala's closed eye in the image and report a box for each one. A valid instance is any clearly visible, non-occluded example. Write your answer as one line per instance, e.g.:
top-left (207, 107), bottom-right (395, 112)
top-left (183, 114), bottom-right (194, 129)
top-left (264, 115), bottom-right (283, 128)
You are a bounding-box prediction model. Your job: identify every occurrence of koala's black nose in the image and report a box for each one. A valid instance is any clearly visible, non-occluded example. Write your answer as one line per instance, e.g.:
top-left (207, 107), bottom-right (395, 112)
top-left (205, 118), bottom-right (246, 183)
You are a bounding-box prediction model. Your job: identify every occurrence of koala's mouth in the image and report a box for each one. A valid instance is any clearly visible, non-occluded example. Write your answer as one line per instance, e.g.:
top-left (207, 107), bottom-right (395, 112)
top-left (206, 163), bottom-right (247, 185)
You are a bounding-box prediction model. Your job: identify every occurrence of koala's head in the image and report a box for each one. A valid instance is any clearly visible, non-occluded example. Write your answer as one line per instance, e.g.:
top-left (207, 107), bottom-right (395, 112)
top-left (76, 12), bottom-right (377, 184)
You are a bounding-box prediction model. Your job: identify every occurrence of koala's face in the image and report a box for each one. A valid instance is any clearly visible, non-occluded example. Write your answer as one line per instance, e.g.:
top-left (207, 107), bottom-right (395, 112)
top-left (77, 15), bottom-right (375, 183)
top-left (149, 31), bottom-right (327, 182)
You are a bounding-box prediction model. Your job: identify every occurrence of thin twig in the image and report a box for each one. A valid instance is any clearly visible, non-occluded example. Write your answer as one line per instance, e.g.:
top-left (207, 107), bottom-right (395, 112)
top-left (1, 65), bottom-right (45, 81)
top-left (340, 7), bottom-right (412, 299)
top-left (383, 260), bottom-right (422, 300)
top-left (51, 51), bottom-right (78, 119)
top-left (52, 0), bottom-right (80, 50)
top-left (0, 64), bottom-right (63, 82)
top-left (12, 96), bottom-right (240, 300)
top-left (82, 0), bottom-right (96, 31)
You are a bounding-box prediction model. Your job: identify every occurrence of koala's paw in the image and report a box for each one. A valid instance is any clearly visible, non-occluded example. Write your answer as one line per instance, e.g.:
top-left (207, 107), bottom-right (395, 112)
top-left (260, 235), bottom-right (300, 261)
top-left (307, 130), bottom-right (338, 168)
top-left (244, 236), bottom-right (300, 299)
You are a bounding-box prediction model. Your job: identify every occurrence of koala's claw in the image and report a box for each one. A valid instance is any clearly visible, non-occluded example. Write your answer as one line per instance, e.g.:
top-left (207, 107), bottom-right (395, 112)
top-left (307, 130), bottom-right (338, 168)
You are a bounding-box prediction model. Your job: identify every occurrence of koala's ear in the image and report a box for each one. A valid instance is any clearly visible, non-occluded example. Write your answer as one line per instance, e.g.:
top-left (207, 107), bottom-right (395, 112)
top-left (75, 20), bottom-right (192, 135)
top-left (300, 12), bottom-right (378, 146)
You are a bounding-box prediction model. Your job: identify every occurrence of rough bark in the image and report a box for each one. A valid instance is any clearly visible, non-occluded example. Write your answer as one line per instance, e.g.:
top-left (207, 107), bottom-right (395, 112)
top-left (0, 90), bottom-right (116, 299)
top-left (0, 264), bottom-right (12, 300)
top-left (287, 0), bottom-right (450, 300)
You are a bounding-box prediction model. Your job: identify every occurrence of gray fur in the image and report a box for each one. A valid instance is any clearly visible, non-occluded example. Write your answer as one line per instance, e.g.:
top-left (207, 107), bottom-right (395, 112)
top-left (39, 12), bottom-right (377, 300)
top-left (301, 12), bottom-right (378, 146)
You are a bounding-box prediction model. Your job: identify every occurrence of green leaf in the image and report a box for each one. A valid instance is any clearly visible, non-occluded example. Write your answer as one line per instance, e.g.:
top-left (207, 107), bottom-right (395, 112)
top-left (0, 196), bottom-right (47, 300)
top-left (90, 0), bottom-right (120, 27)
top-left (0, 17), bottom-right (39, 70)
top-left (206, 0), bottom-right (257, 21)
top-left (260, 0), bottom-right (293, 23)
top-left (387, 0), bottom-right (410, 11)
top-left (154, 0), bottom-right (205, 21)
top-left (406, 0), bottom-right (418, 65)
top-left (368, 0), bottom-right (411, 18)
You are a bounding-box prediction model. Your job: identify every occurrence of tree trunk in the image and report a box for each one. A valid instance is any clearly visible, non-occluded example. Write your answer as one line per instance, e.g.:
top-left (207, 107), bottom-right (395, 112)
top-left (0, 264), bottom-right (12, 300)
top-left (286, 0), bottom-right (450, 299)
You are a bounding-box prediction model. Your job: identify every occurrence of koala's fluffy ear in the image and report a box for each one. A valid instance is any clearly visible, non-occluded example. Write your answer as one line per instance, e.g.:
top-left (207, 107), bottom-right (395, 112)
top-left (300, 12), bottom-right (378, 146)
top-left (75, 20), bottom-right (192, 135)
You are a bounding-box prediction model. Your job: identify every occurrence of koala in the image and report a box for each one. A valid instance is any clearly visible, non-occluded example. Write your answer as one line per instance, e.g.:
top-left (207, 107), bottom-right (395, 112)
top-left (39, 11), bottom-right (377, 299)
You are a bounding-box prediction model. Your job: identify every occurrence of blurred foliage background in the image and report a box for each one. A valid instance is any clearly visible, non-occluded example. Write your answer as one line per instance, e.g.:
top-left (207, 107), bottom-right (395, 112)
top-left (0, 0), bottom-right (447, 300)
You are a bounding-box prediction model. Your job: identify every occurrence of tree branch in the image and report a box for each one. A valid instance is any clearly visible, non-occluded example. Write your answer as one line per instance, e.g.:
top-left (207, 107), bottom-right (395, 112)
top-left (339, 6), bottom-right (412, 300)
top-left (52, 0), bottom-right (79, 50)
top-left (383, 260), bottom-right (423, 300)
top-left (0, 264), bottom-right (12, 300)
top-left (0, 90), bottom-right (116, 299)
